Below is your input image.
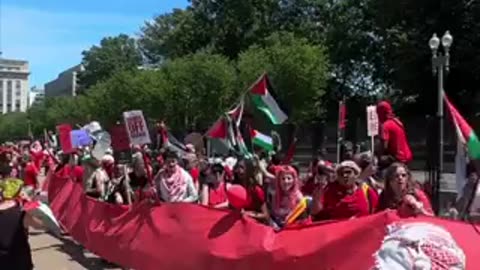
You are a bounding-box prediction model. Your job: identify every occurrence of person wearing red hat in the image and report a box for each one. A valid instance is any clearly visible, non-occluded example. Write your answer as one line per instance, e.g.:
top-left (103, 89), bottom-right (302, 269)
top-left (376, 101), bottom-right (413, 168)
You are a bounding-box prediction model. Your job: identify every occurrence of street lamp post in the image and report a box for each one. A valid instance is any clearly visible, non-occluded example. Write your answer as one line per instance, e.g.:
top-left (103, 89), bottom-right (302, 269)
top-left (429, 31), bottom-right (453, 213)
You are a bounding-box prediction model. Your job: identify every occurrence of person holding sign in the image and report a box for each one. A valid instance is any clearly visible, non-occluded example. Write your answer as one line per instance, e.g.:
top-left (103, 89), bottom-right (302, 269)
top-left (376, 101), bottom-right (412, 169)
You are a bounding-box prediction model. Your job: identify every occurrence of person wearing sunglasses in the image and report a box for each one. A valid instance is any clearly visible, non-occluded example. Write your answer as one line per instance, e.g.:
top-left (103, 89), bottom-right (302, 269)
top-left (200, 163), bottom-right (229, 209)
top-left (376, 163), bottom-right (433, 217)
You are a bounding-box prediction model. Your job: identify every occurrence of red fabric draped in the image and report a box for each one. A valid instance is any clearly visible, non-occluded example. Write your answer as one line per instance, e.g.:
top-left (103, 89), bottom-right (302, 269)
top-left (48, 172), bottom-right (480, 270)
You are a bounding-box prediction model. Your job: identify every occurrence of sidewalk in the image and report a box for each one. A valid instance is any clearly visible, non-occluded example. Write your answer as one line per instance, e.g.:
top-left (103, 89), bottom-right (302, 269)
top-left (30, 230), bottom-right (121, 270)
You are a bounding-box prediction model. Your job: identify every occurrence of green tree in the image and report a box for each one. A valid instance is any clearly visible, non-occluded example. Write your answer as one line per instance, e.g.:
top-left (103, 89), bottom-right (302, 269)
top-left (79, 34), bottom-right (143, 89)
top-left (85, 70), bottom-right (168, 126)
top-left (161, 51), bottom-right (238, 130)
top-left (237, 32), bottom-right (329, 124)
top-left (0, 113), bottom-right (30, 141)
top-left (139, 8), bottom-right (209, 62)
top-left (140, 0), bottom-right (280, 61)
top-left (39, 96), bottom-right (93, 129)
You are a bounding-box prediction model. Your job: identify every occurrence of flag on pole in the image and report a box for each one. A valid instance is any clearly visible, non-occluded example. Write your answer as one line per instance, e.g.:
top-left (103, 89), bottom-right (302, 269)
top-left (252, 130), bottom-right (274, 152)
top-left (444, 93), bottom-right (480, 160)
top-left (339, 100), bottom-right (347, 130)
top-left (206, 117), bottom-right (228, 139)
top-left (23, 200), bottom-right (62, 237)
top-left (250, 74), bottom-right (288, 125)
top-left (336, 99), bottom-right (346, 163)
top-left (227, 98), bottom-right (244, 127)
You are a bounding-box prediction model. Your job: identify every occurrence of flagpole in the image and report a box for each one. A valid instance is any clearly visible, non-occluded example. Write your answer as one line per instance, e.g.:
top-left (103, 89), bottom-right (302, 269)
top-left (336, 98), bottom-right (345, 163)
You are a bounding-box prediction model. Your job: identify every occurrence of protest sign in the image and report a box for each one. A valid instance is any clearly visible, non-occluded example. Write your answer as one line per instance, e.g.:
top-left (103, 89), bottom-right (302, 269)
top-left (110, 124), bottom-right (130, 151)
top-left (366, 105), bottom-right (379, 137)
top-left (366, 105), bottom-right (379, 154)
top-left (56, 124), bottom-right (73, 153)
top-left (123, 110), bottom-right (151, 146)
top-left (70, 129), bottom-right (93, 148)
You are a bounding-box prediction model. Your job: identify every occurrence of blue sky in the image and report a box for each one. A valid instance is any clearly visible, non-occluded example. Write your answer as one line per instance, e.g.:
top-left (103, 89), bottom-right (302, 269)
top-left (2, 0), bottom-right (188, 88)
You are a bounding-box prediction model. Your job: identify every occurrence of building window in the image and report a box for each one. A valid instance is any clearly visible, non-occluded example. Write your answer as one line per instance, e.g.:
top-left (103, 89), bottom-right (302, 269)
top-left (7, 81), bottom-right (12, 96)
top-left (15, 102), bottom-right (20, 111)
top-left (15, 81), bottom-right (21, 96)
top-left (6, 104), bottom-right (11, 112)
top-left (6, 81), bottom-right (12, 101)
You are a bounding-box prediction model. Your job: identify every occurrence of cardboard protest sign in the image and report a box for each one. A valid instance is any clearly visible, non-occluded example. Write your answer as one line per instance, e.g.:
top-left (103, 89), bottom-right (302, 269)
top-left (110, 124), bottom-right (130, 151)
top-left (123, 110), bottom-right (151, 146)
top-left (56, 124), bottom-right (73, 153)
top-left (366, 105), bottom-right (379, 137)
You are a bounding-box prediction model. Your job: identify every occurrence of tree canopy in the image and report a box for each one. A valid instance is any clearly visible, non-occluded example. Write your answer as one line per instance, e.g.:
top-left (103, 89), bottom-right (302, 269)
top-left (238, 32), bottom-right (329, 124)
top-left (79, 34), bottom-right (143, 89)
top-left (6, 0), bottom-right (478, 140)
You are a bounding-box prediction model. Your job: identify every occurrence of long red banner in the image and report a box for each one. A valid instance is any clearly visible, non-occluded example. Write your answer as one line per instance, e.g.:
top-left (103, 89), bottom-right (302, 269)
top-left (48, 173), bottom-right (480, 270)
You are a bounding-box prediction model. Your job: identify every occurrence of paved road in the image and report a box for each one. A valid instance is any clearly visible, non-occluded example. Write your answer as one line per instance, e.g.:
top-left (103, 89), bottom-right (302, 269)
top-left (30, 230), bottom-right (121, 270)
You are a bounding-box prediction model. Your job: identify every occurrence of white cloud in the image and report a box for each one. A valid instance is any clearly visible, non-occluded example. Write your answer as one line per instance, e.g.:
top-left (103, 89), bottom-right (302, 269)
top-left (1, 5), bottom-right (145, 86)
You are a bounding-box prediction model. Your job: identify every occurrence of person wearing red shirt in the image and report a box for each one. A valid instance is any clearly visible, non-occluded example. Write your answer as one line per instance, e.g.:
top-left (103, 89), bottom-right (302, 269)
top-left (23, 161), bottom-right (39, 191)
top-left (376, 101), bottom-right (413, 167)
top-left (200, 163), bottom-right (229, 208)
top-left (376, 163), bottom-right (433, 217)
top-left (233, 159), bottom-right (269, 222)
top-left (311, 161), bottom-right (378, 220)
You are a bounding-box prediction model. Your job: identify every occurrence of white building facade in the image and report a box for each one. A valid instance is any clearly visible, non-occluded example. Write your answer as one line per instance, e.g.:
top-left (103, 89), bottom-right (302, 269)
top-left (0, 58), bottom-right (30, 114)
top-left (45, 64), bottom-right (83, 97)
top-left (29, 86), bottom-right (44, 107)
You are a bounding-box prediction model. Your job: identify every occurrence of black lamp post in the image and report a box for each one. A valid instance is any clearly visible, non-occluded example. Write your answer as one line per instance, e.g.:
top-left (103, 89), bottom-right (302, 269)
top-left (429, 31), bottom-right (453, 213)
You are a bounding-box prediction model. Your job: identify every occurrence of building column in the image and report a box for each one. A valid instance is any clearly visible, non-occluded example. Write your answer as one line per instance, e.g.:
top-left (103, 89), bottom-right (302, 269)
top-left (2, 80), bottom-right (6, 114)
top-left (11, 80), bottom-right (16, 111)
top-left (20, 80), bottom-right (27, 112)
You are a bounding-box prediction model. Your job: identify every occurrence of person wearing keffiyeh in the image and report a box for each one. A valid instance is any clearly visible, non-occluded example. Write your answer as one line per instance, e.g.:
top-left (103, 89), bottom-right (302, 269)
top-left (155, 150), bottom-right (198, 203)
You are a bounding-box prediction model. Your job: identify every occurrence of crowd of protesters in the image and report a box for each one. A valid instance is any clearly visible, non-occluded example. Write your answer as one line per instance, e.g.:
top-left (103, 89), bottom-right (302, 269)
top-left (0, 101), bottom-right (479, 269)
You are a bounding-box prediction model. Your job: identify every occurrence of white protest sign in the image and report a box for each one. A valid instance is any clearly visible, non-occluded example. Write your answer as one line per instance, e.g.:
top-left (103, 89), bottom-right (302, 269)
top-left (366, 105), bottom-right (379, 137)
top-left (123, 110), bottom-right (151, 146)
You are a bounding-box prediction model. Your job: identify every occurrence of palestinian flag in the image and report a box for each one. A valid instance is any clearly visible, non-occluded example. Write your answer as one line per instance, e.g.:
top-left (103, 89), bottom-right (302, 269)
top-left (23, 200), bottom-right (62, 237)
top-left (444, 93), bottom-right (480, 160)
top-left (250, 74), bottom-right (288, 125)
top-left (206, 117), bottom-right (228, 139)
top-left (252, 130), bottom-right (274, 152)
